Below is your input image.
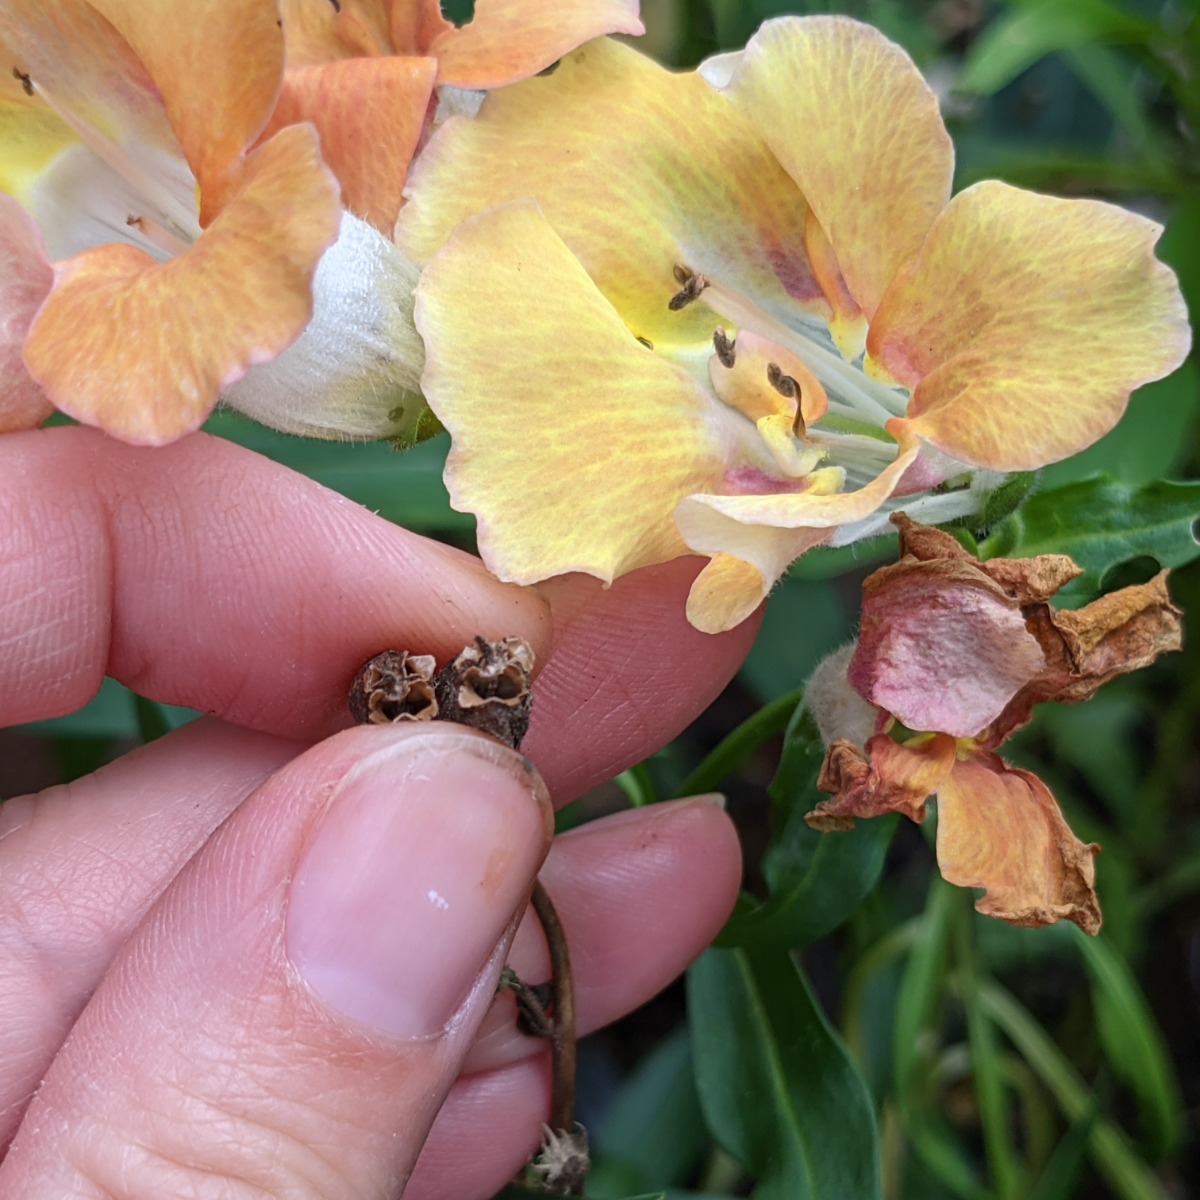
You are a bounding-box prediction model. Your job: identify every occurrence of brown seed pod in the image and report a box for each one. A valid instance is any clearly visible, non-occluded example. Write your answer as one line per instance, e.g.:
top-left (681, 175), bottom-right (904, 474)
top-left (347, 650), bottom-right (438, 725)
top-left (433, 635), bottom-right (535, 750)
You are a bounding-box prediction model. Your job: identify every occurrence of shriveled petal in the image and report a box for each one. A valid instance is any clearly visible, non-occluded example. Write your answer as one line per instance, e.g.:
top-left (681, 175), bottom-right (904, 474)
top-left (430, 0), bottom-right (644, 89)
top-left (399, 37), bottom-right (828, 353)
top-left (264, 56), bottom-right (437, 232)
top-left (807, 732), bottom-right (956, 830)
top-left (23, 125), bottom-right (340, 444)
top-left (415, 200), bottom-right (736, 584)
top-left (873, 181), bottom-right (1192, 470)
top-left (996, 570), bottom-right (1183, 743)
top-left (723, 16), bottom-right (953, 318)
top-left (850, 554), bottom-right (1047, 737)
top-left (935, 755), bottom-right (1101, 934)
top-left (0, 193), bottom-right (53, 431)
top-left (224, 213), bottom-right (427, 441)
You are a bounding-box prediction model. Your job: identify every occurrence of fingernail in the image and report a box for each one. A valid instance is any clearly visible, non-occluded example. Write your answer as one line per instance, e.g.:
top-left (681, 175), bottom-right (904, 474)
top-left (285, 728), bottom-right (550, 1038)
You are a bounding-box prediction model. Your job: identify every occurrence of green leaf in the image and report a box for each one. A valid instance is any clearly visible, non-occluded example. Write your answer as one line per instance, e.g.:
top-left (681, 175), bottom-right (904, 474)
top-left (979, 476), bottom-right (1200, 597)
top-left (959, 0), bottom-right (1157, 95)
top-left (592, 1029), bottom-right (709, 1194)
top-left (979, 982), bottom-right (1169, 1200)
top-left (1072, 928), bottom-right (1182, 1159)
top-left (719, 708), bottom-right (896, 947)
top-left (688, 946), bottom-right (880, 1200)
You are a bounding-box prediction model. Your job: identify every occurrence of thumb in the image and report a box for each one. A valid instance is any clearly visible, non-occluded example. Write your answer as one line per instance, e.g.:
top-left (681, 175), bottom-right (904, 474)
top-left (2, 724), bottom-right (551, 1198)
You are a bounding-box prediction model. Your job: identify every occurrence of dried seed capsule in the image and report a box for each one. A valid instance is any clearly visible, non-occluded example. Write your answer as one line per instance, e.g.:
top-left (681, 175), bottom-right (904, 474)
top-left (348, 650), bottom-right (438, 725)
top-left (433, 636), bottom-right (535, 750)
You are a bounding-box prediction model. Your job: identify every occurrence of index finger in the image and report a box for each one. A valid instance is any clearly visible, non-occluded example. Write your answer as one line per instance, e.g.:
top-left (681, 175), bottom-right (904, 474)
top-left (2, 426), bottom-right (551, 739)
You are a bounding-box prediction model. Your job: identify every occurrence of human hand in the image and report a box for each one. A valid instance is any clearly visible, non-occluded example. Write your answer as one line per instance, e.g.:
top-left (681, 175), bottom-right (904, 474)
top-left (0, 427), bottom-right (760, 1198)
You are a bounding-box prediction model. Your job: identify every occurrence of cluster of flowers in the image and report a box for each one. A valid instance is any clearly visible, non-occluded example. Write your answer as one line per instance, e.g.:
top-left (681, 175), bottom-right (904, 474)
top-left (1, 2), bottom-right (1191, 929)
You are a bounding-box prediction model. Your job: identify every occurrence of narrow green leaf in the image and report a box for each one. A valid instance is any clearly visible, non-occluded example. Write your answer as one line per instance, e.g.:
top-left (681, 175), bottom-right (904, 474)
top-left (688, 946), bottom-right (880, 1200)
top-left (616, 763), bottom-right (658, 808)
top-left (959, 0), bottom-right (1156, 95)
top-left (979, 476), bottom-right (1200, 596)
top-left (979, 982), bottom-right (1169, 1200)
top-left (719, 708), bottom-right (895, 947)
top-left (1028, 1097), bottom-right (1101, 1200)
top-left (1072, 928), bottom-right (1182, 1159)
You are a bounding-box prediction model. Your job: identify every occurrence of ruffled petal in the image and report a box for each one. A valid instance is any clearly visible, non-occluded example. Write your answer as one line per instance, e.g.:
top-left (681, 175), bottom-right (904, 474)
top-left (23, 125), bottom-right (340, 444)
top-left (264, 56), bottom-right (437, 232)
top-left (723, 16), bottom-right (953, 318)
top-left (849, 552), bottom-right (1047, 737)
top-left (430, 0), bottom-right (644, 88)
top-left (807, 732), bottom-right (956, 830)
top-left (935, 755), bottom-right (1101, 933)
top-left (872, 181), bottom-right (1192, 470)
top-left (86, 0), bottom-right (286, 209)
top-left (398, 37), bottom-right (828, 354)
top-left (414, 200), bottom-right (736, 584)
top-left (0, 193), bottom-right (54, 431)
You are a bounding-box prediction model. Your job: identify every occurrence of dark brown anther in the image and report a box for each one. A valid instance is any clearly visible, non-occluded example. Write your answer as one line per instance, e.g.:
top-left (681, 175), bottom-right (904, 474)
top-left (12, 67), bottom-right (32, 96)
top-left (668, 265), bottom-right (709, 311)
top-left (348, 650), bottom-right (438, 725)
top-left (433, 635), bottom-right (534, 750)
top-left (713, 326), bottom-right (736, 368)
top-left (766, 361), bottom-right (798, 399)
top-left (635, 335), bottom-right (654, 350)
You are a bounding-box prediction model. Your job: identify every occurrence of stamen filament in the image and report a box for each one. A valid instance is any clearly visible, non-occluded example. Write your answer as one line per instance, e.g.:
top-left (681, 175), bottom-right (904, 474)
top-left (700, 280), bottom-right (907, 424)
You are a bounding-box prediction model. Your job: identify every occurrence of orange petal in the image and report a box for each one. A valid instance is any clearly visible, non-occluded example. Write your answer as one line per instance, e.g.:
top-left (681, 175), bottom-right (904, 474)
top-left (84, 0), bottom-right (288, 211)
top-left (415, 200), bottom-right (734, 585)
top-left (935, 755), bottom-right (1101, 933)
top-left (807, 732), bottom-right (956, 830)
top-left (398, 37), bottom-right (828, 356)
top-left (872, 181), bottom-right (1192, 470)
top-left (389, 0), bottom-right (453, 55)
top-left (264, 56), bottom-right (436, 232)
top-left (430, 0), bottom-right (644, 89)
top-left (0, 195), bottom-right (54, 431)
top-left (724, 16), bottom-right (953, 318)
top-left (23, 125), bottom-right (340, 444)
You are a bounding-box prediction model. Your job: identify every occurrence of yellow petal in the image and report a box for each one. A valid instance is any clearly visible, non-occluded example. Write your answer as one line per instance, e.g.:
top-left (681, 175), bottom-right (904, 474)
top-left (723, 16), bottom-right (953, 318)
top-left (415, 200), bottom-right (735, 584)
top-left (675, 423), bottom-right (919, 539)
top-left (399, 37), bottom-right (829, 354)
top-left (935, 756), bottom-right (1101, 934)
top-left (430, 0), bottom-right (644, 88)
top-left (0, 194), bottom-right (54, 431)
top-left (872, 181), bottom-right (1192, 470)
top-left (686, 533), bottom-right (828, 634)
top-left (263, 56), bottom-right (437, 232)
top-left (23, 125), bottom-right (340, 445)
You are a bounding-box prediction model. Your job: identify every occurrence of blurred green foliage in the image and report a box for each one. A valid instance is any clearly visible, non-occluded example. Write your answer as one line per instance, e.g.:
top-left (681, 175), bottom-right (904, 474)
top-left (16, 1), bottom-right (1200, 1197)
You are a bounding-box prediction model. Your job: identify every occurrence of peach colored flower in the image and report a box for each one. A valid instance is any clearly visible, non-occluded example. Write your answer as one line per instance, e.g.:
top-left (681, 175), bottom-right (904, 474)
top-left (396, 17), bottom-right (1190, 632)
top-left (0, 0), bottom-right (341, 444)
top-left (805, 517), bottom-right (1184, 934)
